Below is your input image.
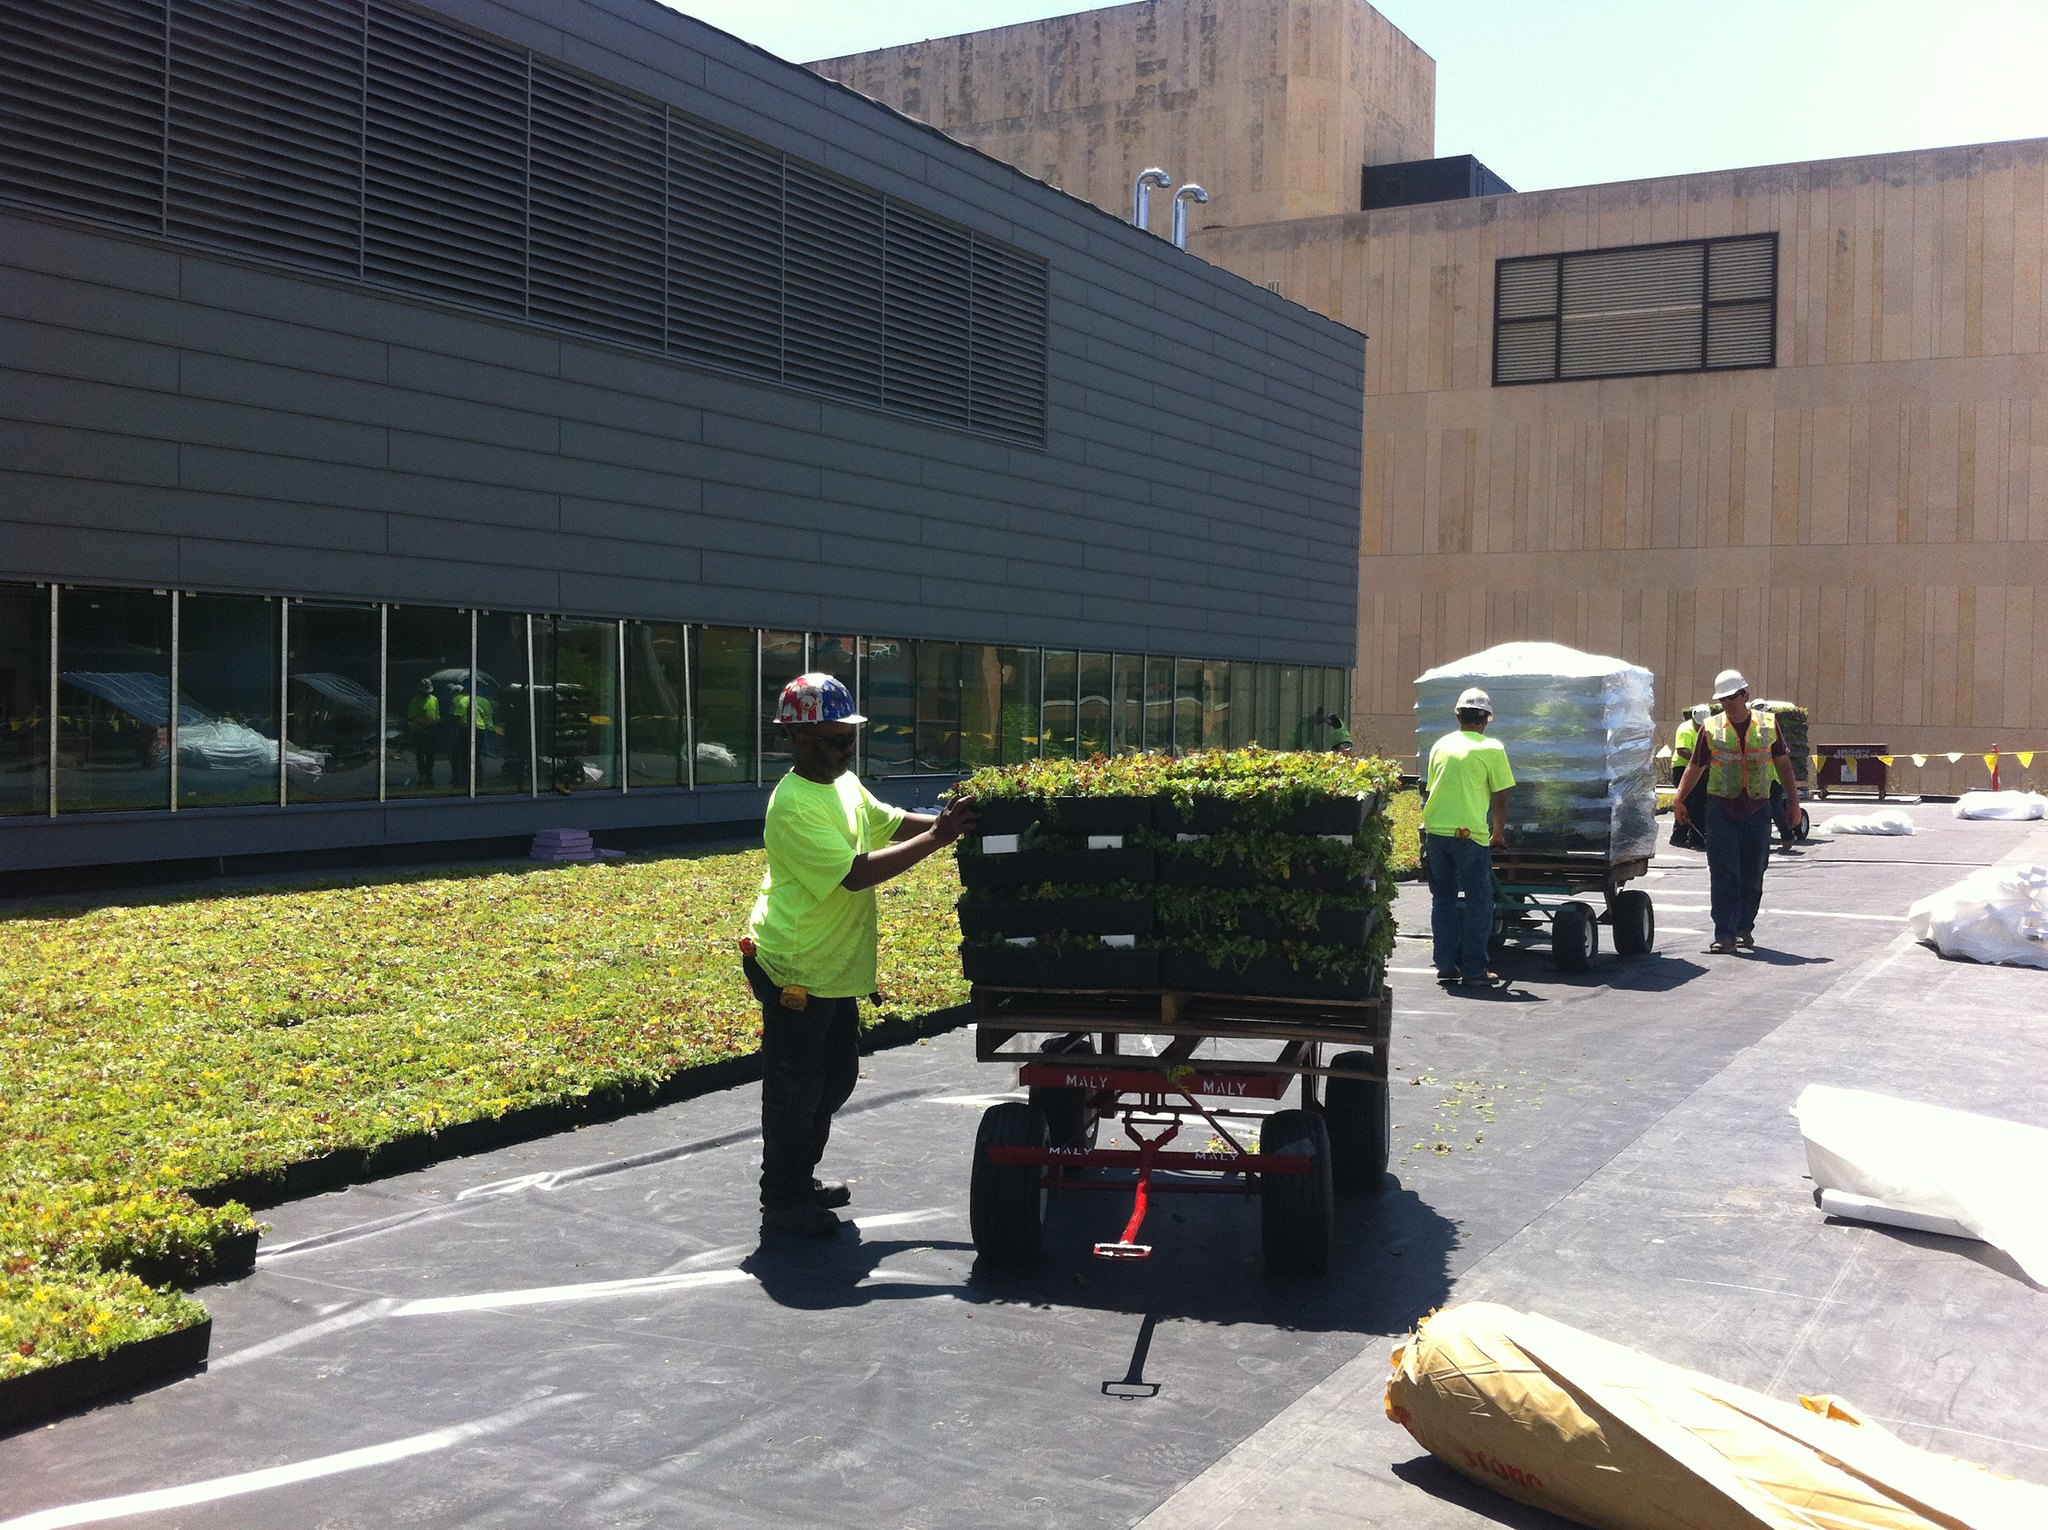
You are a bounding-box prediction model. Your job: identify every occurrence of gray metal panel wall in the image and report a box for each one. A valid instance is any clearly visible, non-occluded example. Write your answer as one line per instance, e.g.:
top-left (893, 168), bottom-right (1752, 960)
top-left (0, 0), bottom-right (1362, 670)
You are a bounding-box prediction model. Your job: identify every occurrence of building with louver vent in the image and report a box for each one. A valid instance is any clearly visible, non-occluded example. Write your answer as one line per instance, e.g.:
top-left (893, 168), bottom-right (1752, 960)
top-left (815, 0), bottom-right (2048, 778)
top-left (0, 0), bottom-right (1366, 876)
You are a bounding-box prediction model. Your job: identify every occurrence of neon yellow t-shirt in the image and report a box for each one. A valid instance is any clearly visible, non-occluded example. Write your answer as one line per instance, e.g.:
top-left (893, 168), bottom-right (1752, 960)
top-left (747, 772), bottom-right (907, 998)
top-left (1421, 730), bottom-right (1516, 839)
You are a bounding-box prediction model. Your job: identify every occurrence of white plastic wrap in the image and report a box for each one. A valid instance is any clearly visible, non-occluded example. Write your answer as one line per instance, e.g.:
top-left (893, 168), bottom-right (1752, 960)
top-left (1415, 642), bottom-right (1658, 859)
top-left (1953, 790), bottom-right (2048, 821)
top-left (1907, 862), bottom-right (2048, 969)
top-left (1796, 1083), bottom-right (2048, 1283)
top-left (1822, 808), bottom-right (1917, 836)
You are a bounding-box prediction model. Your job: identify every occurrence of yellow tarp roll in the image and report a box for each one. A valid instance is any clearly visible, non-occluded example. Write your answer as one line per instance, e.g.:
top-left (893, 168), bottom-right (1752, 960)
top-left (1384, 1302), bottom-right (2048, 1529)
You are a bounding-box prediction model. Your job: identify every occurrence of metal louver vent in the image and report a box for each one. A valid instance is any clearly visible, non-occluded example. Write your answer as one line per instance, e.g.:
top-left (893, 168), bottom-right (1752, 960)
top-left (783, 163), bottom-right (885, 402)
top-left (668, 118), bottom-right (783, 380)
top-left (364, 2), bottom-right (527, 315)
top-left (1495, 233), bottom-right (1776, 385)
top-left (883, 206), bottom-right (972, 423)
top-left (529, 59), bottom-right (666, 347)
top-left (168, 0), bottom-right (364, 274)
top-left (0, 0), bottom-right (1050, 445)
top-left (0, 0), bottom-right (166, 231)
top-left (969, 234), bottom-right (1049, 440)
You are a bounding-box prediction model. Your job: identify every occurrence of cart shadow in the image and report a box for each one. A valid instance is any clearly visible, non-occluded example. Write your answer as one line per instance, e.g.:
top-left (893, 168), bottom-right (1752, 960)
top-left (1389, 1454), bottom-right (1582, 1527)
top-left (959, 1179), bottom-right (1459, 1337)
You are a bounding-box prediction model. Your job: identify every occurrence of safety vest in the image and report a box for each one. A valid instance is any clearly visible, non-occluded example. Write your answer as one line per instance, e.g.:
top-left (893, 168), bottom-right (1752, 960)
top-left (452, 693), bottom-right (496, 731)
top-left (1703, 710), bottom-right (1778, 799)
top-left (407, 693), bottom-right (439, 731)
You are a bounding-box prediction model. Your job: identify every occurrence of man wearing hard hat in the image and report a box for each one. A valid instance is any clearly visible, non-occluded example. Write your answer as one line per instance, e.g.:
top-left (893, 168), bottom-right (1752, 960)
top-left (1421, 687), bottom-right (1516, 988)
top-left (742, 673), bottom-right (978, 1238)
top-left (1672, 669), bottom-right (1800, 954)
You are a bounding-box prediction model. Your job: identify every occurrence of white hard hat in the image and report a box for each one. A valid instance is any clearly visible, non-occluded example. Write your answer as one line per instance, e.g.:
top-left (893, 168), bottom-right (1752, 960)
top-left (1691, 704), bottom-right (1713, 725)
top-left (1711, 668), bottom-right (1750, 700)
top-left (1455, 687), bottom-right (1493, 714)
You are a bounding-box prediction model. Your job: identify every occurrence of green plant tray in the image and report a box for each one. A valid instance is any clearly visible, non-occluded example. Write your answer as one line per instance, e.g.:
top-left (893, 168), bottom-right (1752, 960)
top-left (1157, 851), bottom-right (1367, 893)
top-left (1159, 952), bottom-right (1383, 1001)
top-left (1162, 904), bottom-right (1382, 946)
top-left (956, 846), bottom-right (1156, 890)
top-left (956, 897), bottom-right (1155, 939)
top-left (1158, 788), bottom-right (1383, 837)
top-left (0, 1318), bottom-right (212, 1432)
top-left (960, 943), bottom-right (1160, 989)
top-left (967, 795), bottom-right (1157, 836)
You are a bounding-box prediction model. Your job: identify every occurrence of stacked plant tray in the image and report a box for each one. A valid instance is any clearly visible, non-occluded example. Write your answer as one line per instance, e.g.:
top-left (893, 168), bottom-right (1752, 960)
top-left (953, 751), bottom-right (1399, 1003)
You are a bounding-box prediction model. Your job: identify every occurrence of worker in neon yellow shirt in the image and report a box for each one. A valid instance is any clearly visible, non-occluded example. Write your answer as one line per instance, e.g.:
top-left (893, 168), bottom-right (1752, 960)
top-left (743, 672), bottom-right (977, 1238)
top-left (1421, 687), bottom-right (1516, 988)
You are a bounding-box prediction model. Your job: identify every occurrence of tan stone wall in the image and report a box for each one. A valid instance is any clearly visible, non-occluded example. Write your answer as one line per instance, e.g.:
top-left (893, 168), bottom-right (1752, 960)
top-left (810, 0), bottom-right (1434, 231)
top-left (1201, 141), bottom-right (2048, 787)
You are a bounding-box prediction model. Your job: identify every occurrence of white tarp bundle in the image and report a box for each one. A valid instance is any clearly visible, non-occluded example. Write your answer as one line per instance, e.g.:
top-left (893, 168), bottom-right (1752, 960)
top-left (1953, 790), bottom-right (2048, 821)
top-left (1823, 808), bottom-right (1917, 836)
top-left (1907, 863), bottom-right (2048, 968)
top-left (1415, 642), bottom-right (1657, 858)
top-left (1796, 1084), bottom-right (2048, 1283)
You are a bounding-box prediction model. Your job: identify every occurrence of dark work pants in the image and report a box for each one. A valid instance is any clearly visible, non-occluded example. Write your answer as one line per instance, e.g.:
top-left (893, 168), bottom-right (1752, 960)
top-left (1426, 832), bottom-right (1494, 978)
top-left (743, 952), bottom-right (861, 1210)
top-left (1704, 797), bottom-right (1773, 943)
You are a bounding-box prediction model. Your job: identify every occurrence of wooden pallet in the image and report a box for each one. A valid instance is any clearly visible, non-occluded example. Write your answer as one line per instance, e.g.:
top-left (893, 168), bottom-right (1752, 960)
top-left (1490, 851), bottom-right (1651, 892)
top-left (971, 983), bottom-right (1392, 1068)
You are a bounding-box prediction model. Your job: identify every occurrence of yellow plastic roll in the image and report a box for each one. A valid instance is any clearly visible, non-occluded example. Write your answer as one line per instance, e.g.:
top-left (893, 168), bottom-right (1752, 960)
top-left (1384, 1303), bottom-right (2047, 1529)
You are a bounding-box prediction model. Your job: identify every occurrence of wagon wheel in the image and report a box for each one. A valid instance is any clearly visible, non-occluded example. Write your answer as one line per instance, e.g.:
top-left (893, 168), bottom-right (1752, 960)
top-left (1610, 889), bottom-right (1655, 957)
top-left (1322, 1050), bottom-right (1390, 1196)
top-left (1552, 900), bottom-right (1599, 972)
top-left (1260, 1109), bottom-right (1334, 1276)
top-left (1795, 808), bottom-right (1812, 842)
top-left (970, 1101), bottom-right (1048, 1265)
top-left (1028, 1034), bottom-right (1099, 1152)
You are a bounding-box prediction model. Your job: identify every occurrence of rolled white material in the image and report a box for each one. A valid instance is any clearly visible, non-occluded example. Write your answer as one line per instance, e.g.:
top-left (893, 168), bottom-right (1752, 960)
top-left (1818, 1188), bottom-right (1975, 1242)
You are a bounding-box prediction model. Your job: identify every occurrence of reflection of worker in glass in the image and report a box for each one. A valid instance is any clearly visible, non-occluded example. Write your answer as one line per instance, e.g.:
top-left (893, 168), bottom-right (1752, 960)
top-left (452, 684), bottom-right (497, 786)
top-left (1326, 712), bottom-right (1353, 753)
top-left (406, 678), bottom-right (439, 786)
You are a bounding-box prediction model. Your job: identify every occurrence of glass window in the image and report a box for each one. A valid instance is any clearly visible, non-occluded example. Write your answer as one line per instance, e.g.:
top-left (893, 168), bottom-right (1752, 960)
top-left (1174, 657), bottom-right (1203, 755)
top-left (1042, 649), bottom-right (1077, 760)
top-left (1077, 651), bottom-right (1110, 758)
top-left (626, 620), bottom-right (687, 788)
top-left (758, 630), bottom-right (806, 782)
top-left (691, 625), bottom-right (757, 785)
top-left (177, 593), bottom-right (281, 810)
top-left (386, 605), bottom-right (470, 799)
top-left (1142, 655), bottom-right (1173, 752)
top-left (860, 636), bottom-right (914, 777)
top-left (1111, 653), bottom-right (1143, 755)
top-left (915, 639), bottom-right (962, 772)
top-left (1257, 663), bottom-right (1281, 747)
top-left (1280, 664), bottom-right (1308, 749)
top-left (56, 586), bottom-right (171, 814)
top-left (475, 612), bottom-right (534, 796)
top-left (1203, 660), bottom-right (1232, 751)
top-left (997, 646), bottom-right (1040, 764)
top-left (807, 632), bottom-right (857, 688)
top-left (0, 584), bottom-right (51, 817)
top-left (1229, 660), bottom-right (1257, 749)
top-left (536, 616), bottom-right (615, 793)
top-left (959, 643), bottom-right (1001, 769)
top-left (285, 601), bottom-right (381, 803)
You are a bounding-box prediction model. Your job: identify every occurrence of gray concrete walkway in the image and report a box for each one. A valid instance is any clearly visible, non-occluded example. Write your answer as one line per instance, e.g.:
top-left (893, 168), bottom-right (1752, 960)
top-left (6, 805), bottom-right (2045, 1529)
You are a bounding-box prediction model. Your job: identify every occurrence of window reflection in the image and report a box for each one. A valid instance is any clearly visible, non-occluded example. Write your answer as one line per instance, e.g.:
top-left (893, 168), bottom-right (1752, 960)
top-left (56, 587), bottom-right (172, 813)
top-left (916, 640), bottom-right (961, 773)
top-left (998, 646), bottom-right (1039, 764)
top-left (0, 584), bottom-right (51, 817)
top-left (1076, 651), bottom-right (1110, 757)
top-left (1174, 657), bottom-right (1203, 755)
top-left (626, 621), bottom-right (687, 788)
top-left (178, 593), bottom-right (282, 809)
top-left (860, 636), bottom-right (913, 777)
top-left (536, 616), bottom-right (613, 793)
top-left (959, 643), bottom-right (1001, 769)
top-left (1230, 660), bottom-right (1257, 748)
top-left (1203, 660), bottom-right (1231, 750)
top-left (1142, 655), bottom-right (1172, 752)
top-left (690, 625), bottom-right (756, 785)
top-left (1042, 649), bottom-right (1077, 760)
top-left (758, 630), bottom-right (806, 782)
top-left (286, 601), bottom-right (381, 803)
top-left (386, 606), bottom-right (469, 798)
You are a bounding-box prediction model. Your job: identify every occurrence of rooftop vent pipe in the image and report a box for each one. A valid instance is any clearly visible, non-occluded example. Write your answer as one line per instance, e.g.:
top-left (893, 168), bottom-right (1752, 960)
top-left (1171, 184), bottom-right (1209, 250)
top-left (1132, 168), bottom-right (1172, 232)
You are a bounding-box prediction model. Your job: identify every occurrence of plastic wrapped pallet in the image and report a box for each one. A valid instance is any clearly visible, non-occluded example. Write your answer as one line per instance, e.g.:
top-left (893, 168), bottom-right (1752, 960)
top-left (1416, 642), bottom-right (1658, 858)
top-left (1386, 1302), bottom-right (2048, 1529)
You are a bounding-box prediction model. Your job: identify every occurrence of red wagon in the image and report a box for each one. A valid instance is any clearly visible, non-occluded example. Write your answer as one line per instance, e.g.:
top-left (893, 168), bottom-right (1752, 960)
top-left (968, 983), bottom-right (1393, 1276)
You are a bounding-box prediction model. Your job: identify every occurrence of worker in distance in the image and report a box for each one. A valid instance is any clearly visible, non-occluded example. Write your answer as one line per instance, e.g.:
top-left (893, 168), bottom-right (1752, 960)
top-left (1421, 686), bottom-right (1516, 989)
top-left (1671, 668), bottom-right (1800, 954)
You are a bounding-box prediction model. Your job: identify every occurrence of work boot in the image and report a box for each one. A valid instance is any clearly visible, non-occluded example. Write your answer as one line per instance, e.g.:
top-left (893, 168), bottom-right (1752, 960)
top-left (810, 1178), bottom-right (852, 1208)
top-left (761, 1201), bottom-right (842, 1238)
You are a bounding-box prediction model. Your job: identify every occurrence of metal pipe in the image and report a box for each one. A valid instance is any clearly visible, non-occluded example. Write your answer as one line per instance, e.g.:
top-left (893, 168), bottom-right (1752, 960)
top-left (1171, 184), bottom-right (1209, 250)
top-left (1132, 167), bottom-right (1171, 231)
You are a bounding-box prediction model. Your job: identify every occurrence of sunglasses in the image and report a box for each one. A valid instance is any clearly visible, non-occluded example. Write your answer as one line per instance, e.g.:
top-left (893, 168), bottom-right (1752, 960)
top-left (811, 730), bottom-right (858, 751)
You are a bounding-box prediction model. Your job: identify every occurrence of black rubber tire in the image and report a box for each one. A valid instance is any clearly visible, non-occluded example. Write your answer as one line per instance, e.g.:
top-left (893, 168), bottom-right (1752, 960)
top-left (1260, 1108), bottom-right (1334, 1276)
top-left (1795, 808), bottom-right (1812, 843)
top-left (1552, 900), bottom-right (1598, 972)
top-left (1028, 1035), bottom-right (1098, 1151)
top-left (970, 1101), bottom-right (1048, 1265)
top-left (1489, 905), bottom-right (1508, 959)
top-left (1322, 1050), bottom-right (1390, 1196)
top-left (1610, 889), bottom-right (1655, 957)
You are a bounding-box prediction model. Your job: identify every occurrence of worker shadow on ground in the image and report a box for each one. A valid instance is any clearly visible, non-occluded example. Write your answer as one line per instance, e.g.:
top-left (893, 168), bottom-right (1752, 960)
top-left (741, 1231), bottom-right (979, 1310)
top-left (1725, 948), bottom-right (1833, 967)
top-left (1389, 1454), bottom-right (1581, 1527)
top-left (1485, 953), bottom-right (1710, 995)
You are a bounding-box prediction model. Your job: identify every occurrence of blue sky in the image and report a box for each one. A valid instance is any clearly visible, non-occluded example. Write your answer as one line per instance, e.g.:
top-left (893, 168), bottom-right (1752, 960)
top-left (661, 0), bottom-right (2048, 192)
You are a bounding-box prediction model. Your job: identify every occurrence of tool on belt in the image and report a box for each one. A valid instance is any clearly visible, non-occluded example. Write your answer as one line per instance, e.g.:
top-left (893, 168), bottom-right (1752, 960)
top-left (739, 935), bottom-right (809, 1011)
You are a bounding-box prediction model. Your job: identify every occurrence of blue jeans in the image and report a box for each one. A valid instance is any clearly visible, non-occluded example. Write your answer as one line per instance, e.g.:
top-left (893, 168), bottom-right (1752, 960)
top-left (1704, 797), bottom-right (1773, 943)
top-left (1426, 833), bottom-right (1494, 978)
